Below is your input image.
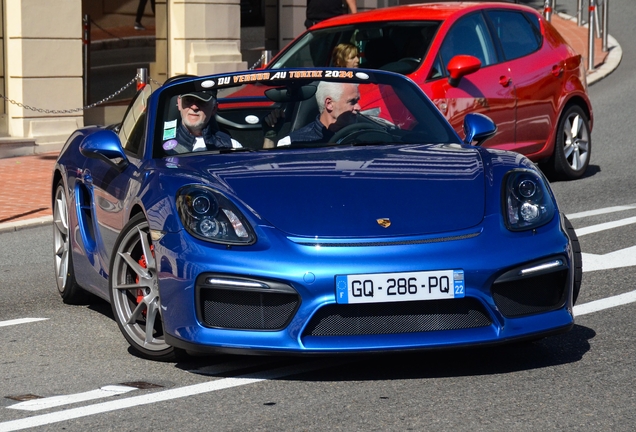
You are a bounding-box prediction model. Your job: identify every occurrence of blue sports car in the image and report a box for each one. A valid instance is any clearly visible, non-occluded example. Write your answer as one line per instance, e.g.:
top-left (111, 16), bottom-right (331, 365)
top-left (52, 68), bottom-right (582, 360)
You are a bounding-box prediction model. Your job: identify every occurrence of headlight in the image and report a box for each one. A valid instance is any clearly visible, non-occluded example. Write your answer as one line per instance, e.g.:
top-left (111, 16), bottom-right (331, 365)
top-left (176, 186), bottom-right (256, 245)
top-left (503, 169), bottom-right (555, 231)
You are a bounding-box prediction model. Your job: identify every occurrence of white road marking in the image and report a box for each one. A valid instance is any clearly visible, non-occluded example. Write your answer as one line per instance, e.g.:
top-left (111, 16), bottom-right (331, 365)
top-left (574, 290), bottom-right (636, 316)
top-left (582, 246), bottom-right (636, 272)
top-left (0, 360), bottom-right (345, 432)
top-left (8, 386), bottom-right (137, 411)
top-left (566, 203), bottom-right (636, 219)
top-left (574, 216), bottom-right (636, 237)
top-left (567, 211), bottom-right (636, 272)
top-left (0, 318), bottom-right (48, 328)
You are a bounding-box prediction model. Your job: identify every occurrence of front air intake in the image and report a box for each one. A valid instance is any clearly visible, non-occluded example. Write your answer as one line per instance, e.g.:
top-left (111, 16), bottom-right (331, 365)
top-left (492, 270), bottom-right (568, 317)
top-left (196, 274), bottom-right (300, 330)
top-left (491, 257), bottom-right (569, 317)
top-left (303, 298), bottom-right (492, 337)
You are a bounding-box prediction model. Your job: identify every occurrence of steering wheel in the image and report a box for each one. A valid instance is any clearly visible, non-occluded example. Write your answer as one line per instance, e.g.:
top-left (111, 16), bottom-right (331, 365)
top-left (328, 122), bottom-right (391, 144)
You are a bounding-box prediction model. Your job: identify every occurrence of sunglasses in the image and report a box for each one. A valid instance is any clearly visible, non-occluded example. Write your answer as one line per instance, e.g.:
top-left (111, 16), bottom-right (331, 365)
top-left (180, 96), bottom-right (215, 107)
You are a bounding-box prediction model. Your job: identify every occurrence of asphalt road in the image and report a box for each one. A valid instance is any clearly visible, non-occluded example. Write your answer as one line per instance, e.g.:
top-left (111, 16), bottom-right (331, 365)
top-left (1, 1), bottom-right (635, 430)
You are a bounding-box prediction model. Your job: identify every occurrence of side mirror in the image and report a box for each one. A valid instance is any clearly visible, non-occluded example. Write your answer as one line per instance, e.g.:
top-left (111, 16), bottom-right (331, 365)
top-left (447, 55), bottom-right (481, 87)
top-left (463, 113), bottom-right (497, 146)
top-left (79, 129), bottom-right (129, 171)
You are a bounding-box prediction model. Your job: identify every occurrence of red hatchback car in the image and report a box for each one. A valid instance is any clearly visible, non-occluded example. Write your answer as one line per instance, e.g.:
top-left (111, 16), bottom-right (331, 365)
top-left (268, 2), bottom-right (593, 180)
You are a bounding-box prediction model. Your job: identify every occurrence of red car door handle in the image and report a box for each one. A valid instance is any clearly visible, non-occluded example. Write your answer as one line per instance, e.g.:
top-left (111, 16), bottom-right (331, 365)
top-left (499, 76), bottom-right (511, 87)
top-left (552, 64), bottom-right (564, 77)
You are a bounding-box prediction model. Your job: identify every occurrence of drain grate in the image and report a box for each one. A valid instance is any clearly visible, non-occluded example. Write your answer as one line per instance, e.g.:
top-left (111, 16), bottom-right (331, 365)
top-left (5, 382), bottom-right (163, 403)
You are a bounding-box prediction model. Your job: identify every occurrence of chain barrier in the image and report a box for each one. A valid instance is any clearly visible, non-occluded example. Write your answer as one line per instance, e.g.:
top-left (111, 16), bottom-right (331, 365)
top-left (0, 75), bottom-right (138, 114)
top-left (1, 51), bottom-right (275, 113)
top-left (249, 50), bottom-right (273, 70)
top-left (150, 77), bottom-right (164, 87)
top-left (249, 52), bottom-right (267, 70)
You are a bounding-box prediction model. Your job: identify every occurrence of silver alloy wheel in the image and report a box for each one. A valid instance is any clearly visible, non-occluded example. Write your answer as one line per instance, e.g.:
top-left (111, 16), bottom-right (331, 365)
top-left (562, 110), bottom-right (590, 172)
top-left (110, 219), bottom-right (170, 353)
top-left (53, 184), bottom-right (70, 293)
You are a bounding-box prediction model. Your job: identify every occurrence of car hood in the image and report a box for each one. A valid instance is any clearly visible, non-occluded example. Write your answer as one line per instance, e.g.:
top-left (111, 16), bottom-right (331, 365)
top-left (191, 144), bottom-right (485, 238)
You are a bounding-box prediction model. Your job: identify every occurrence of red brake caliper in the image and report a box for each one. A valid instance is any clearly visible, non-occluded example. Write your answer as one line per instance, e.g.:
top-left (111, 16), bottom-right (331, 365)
top-left (135, 245), bottom-right (154, 316)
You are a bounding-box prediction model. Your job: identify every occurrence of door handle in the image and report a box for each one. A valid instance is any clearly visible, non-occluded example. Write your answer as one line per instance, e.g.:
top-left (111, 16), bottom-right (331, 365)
top-left (552, 64), bottom-right (564, 77)
top-left (499, 76), bottom-right (511, 87)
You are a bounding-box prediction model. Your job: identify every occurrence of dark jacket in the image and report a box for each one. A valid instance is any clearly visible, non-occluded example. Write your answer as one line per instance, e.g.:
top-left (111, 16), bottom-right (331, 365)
top-left (163, 122), bottom-right (233, 155)
top-left (288, 115), bottom-right (334, 143)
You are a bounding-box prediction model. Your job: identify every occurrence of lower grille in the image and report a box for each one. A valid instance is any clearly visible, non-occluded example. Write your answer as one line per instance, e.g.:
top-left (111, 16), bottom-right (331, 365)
top-left (303, 298), bottom-right (492, 337)
top-left (200, 288), bottom-right (299, 330)
top-left (492, 270), bottom-right (568, 317)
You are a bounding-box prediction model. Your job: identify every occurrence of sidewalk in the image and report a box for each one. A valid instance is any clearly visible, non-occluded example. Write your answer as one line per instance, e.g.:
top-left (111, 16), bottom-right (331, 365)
top-left (0, 152), bottom-right (58, 229)
top-left (0, 13), bottom-right (623, 233)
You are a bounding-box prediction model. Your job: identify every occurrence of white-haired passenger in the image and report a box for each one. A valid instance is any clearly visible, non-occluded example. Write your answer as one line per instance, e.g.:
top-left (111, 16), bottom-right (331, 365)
top-left (263, 81), bottom-right (361, 148)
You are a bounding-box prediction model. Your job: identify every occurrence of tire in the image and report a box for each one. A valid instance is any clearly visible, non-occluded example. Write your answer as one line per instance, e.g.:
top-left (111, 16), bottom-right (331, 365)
top-left (552, 105), bottom-right (591, 180)
top-left (53, 180), bottom-right (87, 304)
top-left (109, 213), bottom-right (184, 361)
top-left (564, 215), bottom-right (582, 305)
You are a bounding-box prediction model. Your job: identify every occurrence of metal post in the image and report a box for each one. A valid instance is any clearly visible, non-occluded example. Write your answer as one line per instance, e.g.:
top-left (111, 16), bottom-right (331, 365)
top-left (594, 0), bottom-right (602, 38)
top-left (577, 0), bottom-right (583, 26)
top-left (588, 0), bottom-right (596, 71)
top-left (82, 14), bottom-right (91, 106)
top-left (602, 0), bottom-right (609, 51)
top-left (261, 50), bottom-right (272, 68)
top-left (137, 68), bottom-right (148, 91)
top-left (544, 0), bottom-right (552, 21)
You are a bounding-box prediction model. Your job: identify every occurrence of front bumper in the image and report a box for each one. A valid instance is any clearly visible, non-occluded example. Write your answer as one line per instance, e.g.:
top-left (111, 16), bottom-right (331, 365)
top-left (157, 214), bottom-right (575, 354)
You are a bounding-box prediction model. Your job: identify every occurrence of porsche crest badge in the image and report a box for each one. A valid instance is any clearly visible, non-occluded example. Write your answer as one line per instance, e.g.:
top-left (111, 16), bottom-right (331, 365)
top-left (376, 218), bottom-right (391, 228)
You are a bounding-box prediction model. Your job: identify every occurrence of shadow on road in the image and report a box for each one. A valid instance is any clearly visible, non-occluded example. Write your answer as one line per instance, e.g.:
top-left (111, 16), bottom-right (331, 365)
top-left (174, 324), bottom-right (594, 380)
top-left (547, 164), bottom-right (601, 183)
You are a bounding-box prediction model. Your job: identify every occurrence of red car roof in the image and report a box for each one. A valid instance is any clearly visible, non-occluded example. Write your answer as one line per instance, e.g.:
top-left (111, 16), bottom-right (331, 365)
top-left (311, 1), bottom-right (538, 28)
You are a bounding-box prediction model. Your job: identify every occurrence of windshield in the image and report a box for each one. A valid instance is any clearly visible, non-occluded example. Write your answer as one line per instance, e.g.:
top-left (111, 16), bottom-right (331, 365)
top-left (271, 21), bottom-right (440, 75)
top-left (152, 69), bottom-right (459, 158)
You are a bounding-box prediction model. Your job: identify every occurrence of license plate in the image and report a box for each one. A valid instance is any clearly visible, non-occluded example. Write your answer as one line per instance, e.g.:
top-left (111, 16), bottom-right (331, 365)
top-left (335, 270), bottom-right (464, 304)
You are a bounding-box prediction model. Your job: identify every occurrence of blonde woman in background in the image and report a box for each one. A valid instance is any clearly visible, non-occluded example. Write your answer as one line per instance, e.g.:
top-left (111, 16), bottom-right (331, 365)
top-left (331, 43), bottom-right (360, 68)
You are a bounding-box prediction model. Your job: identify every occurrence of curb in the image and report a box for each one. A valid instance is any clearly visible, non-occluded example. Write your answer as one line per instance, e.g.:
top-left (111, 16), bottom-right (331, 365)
top-left (0, 216), bottom-right (53, 234)
top-left (587, 33), bottom-right (622, 85)
top-left (0, 25), bottom-right (623, 235)
top-left (586, 35), bottom-right (623, 86)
